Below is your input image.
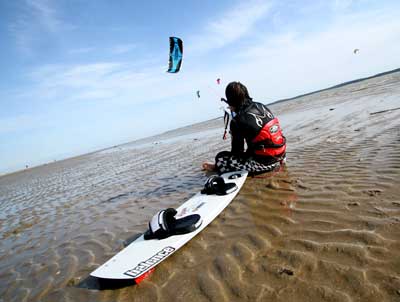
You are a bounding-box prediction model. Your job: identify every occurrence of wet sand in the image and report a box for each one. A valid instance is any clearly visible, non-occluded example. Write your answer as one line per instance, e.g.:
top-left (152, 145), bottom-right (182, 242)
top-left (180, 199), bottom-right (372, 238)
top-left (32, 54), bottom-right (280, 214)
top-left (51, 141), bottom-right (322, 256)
top-left (1, 71), bottom-right (400, 301)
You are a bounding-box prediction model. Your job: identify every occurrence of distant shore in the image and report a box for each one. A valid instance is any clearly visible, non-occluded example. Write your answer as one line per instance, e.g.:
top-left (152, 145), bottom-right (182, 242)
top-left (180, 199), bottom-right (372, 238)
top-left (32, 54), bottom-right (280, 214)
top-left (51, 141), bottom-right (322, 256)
top-left (269, 67), bottom-right (400, 106)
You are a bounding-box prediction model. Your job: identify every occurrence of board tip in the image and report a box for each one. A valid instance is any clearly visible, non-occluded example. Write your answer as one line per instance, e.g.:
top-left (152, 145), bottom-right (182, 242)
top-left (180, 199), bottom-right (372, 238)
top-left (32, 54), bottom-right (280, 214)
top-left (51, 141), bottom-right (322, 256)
top-left (134, 267), bottom-right (155, 284)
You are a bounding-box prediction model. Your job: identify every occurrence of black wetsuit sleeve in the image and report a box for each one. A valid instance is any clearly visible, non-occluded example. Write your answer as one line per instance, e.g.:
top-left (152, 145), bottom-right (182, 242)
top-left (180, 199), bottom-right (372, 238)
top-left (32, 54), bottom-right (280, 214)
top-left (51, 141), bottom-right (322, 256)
top-left (230, 119), bottom-right (245, 155)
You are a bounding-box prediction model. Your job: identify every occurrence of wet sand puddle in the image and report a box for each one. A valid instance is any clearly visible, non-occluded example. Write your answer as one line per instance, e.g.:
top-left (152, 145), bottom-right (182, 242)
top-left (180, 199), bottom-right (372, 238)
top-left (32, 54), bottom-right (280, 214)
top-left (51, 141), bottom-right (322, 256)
top-left (0, 72), bottom-right (400, 301)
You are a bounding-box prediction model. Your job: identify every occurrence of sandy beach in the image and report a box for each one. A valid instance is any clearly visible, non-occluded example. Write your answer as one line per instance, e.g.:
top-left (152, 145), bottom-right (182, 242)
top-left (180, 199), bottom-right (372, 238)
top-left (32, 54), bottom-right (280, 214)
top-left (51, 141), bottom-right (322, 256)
top-left (1, 70), bottom-right (400, 302)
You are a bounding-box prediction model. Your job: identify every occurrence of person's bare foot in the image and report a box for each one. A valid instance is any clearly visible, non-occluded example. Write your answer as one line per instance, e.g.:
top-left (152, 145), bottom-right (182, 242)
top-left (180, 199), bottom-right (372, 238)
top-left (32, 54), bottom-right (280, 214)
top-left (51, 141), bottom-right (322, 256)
top-left (202, 162), bottom-right (215, 171)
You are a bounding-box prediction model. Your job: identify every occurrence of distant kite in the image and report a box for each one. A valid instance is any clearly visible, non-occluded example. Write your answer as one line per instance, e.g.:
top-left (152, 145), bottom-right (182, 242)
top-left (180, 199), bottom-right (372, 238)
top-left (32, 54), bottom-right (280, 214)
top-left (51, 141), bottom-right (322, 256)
top-left (353, 48), bottom-right (359, 54)
top-left (216, 78), bottom-right (221, 85)
top-left (167, 37), bottom-right (183, 73)
top-left (196, 90), bottom-right (200, 98)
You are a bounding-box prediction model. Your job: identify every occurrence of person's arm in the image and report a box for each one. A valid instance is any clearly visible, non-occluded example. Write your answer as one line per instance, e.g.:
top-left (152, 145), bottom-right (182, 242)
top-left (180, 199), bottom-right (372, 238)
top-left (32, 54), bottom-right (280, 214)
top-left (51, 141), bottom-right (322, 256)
top-left (230, 119), bottom-right (245, 155)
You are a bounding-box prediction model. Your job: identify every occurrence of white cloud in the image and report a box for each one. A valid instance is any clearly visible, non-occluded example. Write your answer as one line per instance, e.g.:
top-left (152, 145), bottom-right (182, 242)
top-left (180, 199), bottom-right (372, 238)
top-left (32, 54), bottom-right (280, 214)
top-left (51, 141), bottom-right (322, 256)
top-left (187, 0), bottom-right (272, 55)
top-left (332, 0), bottom-right (354, 11)
top-left (23, 61), bottom-right (190, 105)
top-left (18, 2), bottom-right (400, 113)
top-left (229, 5), bottom-right (400, 100)
top-left (0, 114), bottom-right (46, 134)
top-left (26, 0), bottom-right (62, 33)
top-left (68, 47), bottom-right (96, 55)
top-left (9, 7), bottom-right (38, 55)
top-left (9, 0), bottom-right (69, 54)
top-left (14, 2), bottom-right (400, 108)
top-left (110, 44), bottom-right (137, 54)
top-left (68, 44), bottom-right (137, 56)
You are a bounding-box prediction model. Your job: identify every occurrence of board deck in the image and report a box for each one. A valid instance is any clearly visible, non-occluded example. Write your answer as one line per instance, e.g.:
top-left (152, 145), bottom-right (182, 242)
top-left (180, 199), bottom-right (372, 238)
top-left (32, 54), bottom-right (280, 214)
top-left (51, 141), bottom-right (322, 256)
top-left (90, 170), bottom-right (248, 280)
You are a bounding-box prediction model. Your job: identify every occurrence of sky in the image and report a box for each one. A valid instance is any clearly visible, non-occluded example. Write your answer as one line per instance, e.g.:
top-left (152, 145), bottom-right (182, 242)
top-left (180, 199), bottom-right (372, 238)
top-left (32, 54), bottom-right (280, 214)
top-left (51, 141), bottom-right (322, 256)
top-left (1, 0), bottom-right (400, 174)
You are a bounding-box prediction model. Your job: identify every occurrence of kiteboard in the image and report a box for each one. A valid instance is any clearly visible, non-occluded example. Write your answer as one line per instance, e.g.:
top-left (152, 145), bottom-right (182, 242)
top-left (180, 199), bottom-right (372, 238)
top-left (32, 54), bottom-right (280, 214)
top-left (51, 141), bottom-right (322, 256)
top-left (90, 170), bottom-right (248, 283)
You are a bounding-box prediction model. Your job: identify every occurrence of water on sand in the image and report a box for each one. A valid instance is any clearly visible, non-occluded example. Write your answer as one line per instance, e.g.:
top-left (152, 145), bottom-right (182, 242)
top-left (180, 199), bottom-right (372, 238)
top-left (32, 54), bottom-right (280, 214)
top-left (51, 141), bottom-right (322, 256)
top-left (1, 71), bottom-right (400, 302)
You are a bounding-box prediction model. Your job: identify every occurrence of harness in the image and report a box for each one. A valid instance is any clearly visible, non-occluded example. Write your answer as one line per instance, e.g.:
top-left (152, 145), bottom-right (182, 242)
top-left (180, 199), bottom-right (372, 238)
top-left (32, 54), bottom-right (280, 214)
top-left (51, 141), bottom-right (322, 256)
top-left (251, 117), bottom-right (286, 157)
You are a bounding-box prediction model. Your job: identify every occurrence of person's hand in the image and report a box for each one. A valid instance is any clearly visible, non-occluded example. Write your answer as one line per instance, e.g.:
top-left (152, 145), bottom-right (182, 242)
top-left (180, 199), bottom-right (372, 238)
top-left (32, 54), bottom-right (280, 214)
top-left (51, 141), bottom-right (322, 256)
top-left (202, 162), bottom-right (215, 171)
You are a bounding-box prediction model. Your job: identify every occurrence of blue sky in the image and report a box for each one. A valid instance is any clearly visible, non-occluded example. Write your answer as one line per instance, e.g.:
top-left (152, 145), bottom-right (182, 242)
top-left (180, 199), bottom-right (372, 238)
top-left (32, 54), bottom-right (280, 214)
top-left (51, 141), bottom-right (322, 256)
top-left (1, 0), bottom-right (400, 174)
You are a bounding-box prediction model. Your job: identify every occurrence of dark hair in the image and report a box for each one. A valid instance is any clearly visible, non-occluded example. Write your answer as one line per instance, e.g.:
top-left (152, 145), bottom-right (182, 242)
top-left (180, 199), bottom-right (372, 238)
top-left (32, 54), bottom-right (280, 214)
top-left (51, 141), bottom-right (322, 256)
top-left (225, 82), bottom-right (251, 109)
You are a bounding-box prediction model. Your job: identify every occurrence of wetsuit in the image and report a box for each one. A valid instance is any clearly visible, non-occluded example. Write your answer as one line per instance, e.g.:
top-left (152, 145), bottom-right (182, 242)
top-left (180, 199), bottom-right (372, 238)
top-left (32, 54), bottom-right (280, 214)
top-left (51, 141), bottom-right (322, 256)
top-left (215, 99), bottom-right (286, 175)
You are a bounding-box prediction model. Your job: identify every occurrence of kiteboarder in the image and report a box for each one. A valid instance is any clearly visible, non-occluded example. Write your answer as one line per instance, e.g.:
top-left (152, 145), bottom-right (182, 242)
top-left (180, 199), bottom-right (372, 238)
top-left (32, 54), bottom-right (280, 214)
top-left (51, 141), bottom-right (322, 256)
top-left (202, 82), bottom-right (286, 175)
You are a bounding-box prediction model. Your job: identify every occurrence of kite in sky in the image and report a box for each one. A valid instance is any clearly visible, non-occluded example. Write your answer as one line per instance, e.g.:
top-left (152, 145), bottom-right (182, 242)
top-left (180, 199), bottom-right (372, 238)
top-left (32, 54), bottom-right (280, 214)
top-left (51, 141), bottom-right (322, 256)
top-left (167, 37), bottom-right (183, 73)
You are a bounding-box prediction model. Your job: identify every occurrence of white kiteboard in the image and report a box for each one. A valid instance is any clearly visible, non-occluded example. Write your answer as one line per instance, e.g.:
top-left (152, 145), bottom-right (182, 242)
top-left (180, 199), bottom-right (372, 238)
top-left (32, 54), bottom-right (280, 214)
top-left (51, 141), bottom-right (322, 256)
top-left (90, 170), bottom-right (248, 283)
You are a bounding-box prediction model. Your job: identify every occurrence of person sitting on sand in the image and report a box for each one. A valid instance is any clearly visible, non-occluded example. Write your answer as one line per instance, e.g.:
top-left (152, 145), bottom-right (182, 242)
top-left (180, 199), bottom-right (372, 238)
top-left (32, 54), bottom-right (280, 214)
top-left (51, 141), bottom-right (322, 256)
top-left (202, 82), bottom-right (286, 175)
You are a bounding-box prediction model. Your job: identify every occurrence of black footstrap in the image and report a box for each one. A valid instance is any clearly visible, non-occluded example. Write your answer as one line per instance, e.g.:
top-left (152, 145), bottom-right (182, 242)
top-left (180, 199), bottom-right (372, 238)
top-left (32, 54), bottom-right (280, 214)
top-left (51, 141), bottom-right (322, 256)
top-left (201, 175), bottom-right (238, 196)
top-left (144, 208), bottom-right (202, 240)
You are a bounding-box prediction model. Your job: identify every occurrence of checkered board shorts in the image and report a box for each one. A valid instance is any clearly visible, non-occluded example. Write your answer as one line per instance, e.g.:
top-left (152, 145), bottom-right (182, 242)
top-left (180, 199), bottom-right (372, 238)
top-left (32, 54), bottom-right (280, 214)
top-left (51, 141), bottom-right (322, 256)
top-left (215, 151), bottom-right (285, 175)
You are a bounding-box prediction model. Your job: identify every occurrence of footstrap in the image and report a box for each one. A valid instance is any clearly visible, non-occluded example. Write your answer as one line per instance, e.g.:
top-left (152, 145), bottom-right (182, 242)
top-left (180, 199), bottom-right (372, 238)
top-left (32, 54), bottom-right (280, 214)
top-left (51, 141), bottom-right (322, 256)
top-left (201, 175), bottom-right (238, 195)
top-left (144, 208), bottom-right (203, 240)
top-left (147, 208), bottom-right (176, 239)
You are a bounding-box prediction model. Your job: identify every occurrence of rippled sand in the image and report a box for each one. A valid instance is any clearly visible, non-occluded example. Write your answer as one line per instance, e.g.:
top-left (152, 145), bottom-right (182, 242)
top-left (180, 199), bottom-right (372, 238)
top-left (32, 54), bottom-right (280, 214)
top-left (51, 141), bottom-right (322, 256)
top-left (1, 71), bottom-right (400, 302)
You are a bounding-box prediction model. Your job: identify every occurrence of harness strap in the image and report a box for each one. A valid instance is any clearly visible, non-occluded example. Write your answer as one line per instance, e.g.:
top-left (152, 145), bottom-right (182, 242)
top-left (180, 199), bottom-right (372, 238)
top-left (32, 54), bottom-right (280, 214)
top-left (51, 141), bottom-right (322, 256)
top-left (223, 111), bottom-right (230, 140)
